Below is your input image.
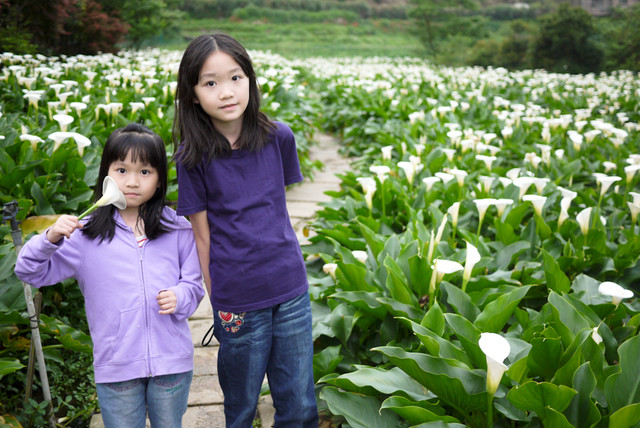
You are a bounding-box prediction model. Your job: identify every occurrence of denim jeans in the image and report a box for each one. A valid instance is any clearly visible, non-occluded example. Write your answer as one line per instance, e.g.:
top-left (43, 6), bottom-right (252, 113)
top-left (213, 291), bottom-right (318, 428)
top-left (95, 370), bottom-right (192, 428)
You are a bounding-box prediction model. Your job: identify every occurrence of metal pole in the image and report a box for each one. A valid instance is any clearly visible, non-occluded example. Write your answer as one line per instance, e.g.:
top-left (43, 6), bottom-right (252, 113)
top-left (3, 201), bottom-right (56, 428)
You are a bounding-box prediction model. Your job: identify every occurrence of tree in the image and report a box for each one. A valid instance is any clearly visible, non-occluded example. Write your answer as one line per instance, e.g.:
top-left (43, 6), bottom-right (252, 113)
top-left (530, 3), bottom-right (603, 74)
top-left (603, 4), bottom-right (640, 71)
top-left (97, 0), bottom-right (184, 49)
top-left (408, 0), bottom-right (478, 52)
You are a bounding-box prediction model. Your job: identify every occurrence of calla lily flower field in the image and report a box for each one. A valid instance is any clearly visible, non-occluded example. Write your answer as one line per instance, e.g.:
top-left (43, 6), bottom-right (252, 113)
top-left (1, 49), bottom-right (640, 426)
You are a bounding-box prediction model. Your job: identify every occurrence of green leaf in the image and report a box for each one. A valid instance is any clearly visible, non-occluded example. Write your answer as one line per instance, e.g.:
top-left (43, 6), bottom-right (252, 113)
top-left (30, 181), bottom-right (54, 215)
top-left (444, 313), bottom-right (485, 369)
top-left (403, 318), bottom-right (472, 366)
top-left (374, 346), bottom-right (487, 414)
top-left (357, 219), bottom-right (385, 259)
top-left (507, 381), bottom-right (577, 416)
top-left (565, 363), bottom-right (601, 428)
top-left (384, 255), bottom-right (418, 307)
top-left (313, 345), bottom-right (342, 382)
top-left (329, 366), bottom-right (433, 402)
top-left (319, 386), bottom-right (402, 428)
top-left (0, 358), bottom-right (25, 377)
top-left (474, 285), bottom-right (530, 333)
top-left (328, 303), bottom-right (357, 346)
top-left (421, 299), bottom-right (445, 337)
top-left (332, 291), bottom-right (387, 319)
top-left (493, 241), bottom-right (530, 271)
top-left (541, 248), bottom-right (570, 293)
top-left (604, 334), bottom-right (640, 413)
top-left (609, 404), bottom-right (640, 428)
top-left (527, 334), bottom-right (563, 379)
top-left (441, 282), bottom-right (480, 321)
top-left (381, 395), bottom-right (460, 425)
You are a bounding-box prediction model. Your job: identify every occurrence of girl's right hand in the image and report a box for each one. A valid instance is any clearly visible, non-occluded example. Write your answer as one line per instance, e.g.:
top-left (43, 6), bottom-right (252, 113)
top-left (46, 215), bottom-right (82, 244)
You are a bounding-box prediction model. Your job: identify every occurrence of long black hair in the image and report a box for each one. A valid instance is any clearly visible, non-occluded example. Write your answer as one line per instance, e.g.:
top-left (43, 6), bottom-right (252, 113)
top-left (82, 123), bottom-right (170, 242)
top-left (172, 33), bottom-right (276, 169)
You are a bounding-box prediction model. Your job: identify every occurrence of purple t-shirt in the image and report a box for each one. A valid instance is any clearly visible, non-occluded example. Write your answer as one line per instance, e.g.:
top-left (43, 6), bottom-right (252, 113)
top-left (176, 122), bottom-right (308, 312)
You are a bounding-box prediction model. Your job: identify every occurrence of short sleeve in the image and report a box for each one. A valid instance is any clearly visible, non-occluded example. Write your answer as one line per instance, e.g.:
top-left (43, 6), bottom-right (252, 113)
top-left (176, 160), bottom-right (208, 217)
top-left (276, 122), bottom-right (303, 186)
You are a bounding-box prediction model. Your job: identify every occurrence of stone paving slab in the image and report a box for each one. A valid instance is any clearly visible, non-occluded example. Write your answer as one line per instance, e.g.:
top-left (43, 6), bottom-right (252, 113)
top-left (188, 374), bottom-right (224, 405)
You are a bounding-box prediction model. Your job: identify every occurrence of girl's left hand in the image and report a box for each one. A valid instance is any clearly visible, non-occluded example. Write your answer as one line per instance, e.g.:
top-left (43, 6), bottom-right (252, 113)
top-left (156, 290), bottom-right (177, 314)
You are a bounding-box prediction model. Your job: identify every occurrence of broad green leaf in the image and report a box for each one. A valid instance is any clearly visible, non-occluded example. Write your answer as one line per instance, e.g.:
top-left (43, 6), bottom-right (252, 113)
top-left (332, 291), bottom-right (387, 320)
top-left (336, 260), bottom-right (375, 292)
top-left (421, 299), bottom-right (445, 337)
top-left (357, 219), bottom-right (385, 259)
top-left (474, 286), bottom-right (530, 333)
top-left (384, 255), bottom-right (418, 306)
top-left (402, 318), bottom-right (471, 366)
top-left (0, 358), bottom-right (25, 377)
top-left (507, 381), bottom-right (576, 416)
top-left (444, 313), bottom-right (485, 369)
top-left (319, 386), bottom-right (402, 428)
top-left (374, 346), bottom-right (487, 413)
top-left (30, 181), bottom-right (54, 215)
top-left (527, 335), bottom-right (563, 379)
top-left (604, 334), bottom-right (640, 413)
top-left (408, 254), bottom-right (430, 296)
top-left (381, 395), bottom-right (459, 425)
top-left (609, 404), bottom-right (640, 428)
top-left (376, 297), bottom-right (424, 321)
top-left (547, 291), bottom-right (593, 345)
top-left (493, 241), bottom-right (530, 271)
top-left (313, 345), bottom-right (342, 382)
top-left (328, 303), bottom-right (357, 345)
top-left (565, 363), bottom-right (601, 428)
top-left (541, 248), bottom-right (570, 293)
top-left (328, 366), bottom-right (433, 402)
top-left (441, 282), bottom-right (480, 321)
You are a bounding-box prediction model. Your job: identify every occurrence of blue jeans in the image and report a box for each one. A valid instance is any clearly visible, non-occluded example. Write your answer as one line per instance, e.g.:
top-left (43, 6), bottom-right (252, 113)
top-left (95, 371), bottom-right (192, 428)
top-left (213, 291), bottom-right (318, 428)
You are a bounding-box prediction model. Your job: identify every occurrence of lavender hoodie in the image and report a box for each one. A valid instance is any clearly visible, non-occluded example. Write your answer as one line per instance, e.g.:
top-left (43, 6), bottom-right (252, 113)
top-left (14, 206), bottom-right (204, 383)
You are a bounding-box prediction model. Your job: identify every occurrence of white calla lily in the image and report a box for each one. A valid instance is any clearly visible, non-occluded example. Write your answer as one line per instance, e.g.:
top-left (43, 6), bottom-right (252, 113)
top-left (576, 207), bottom-right (592, 235)
top-left (323, 263), bottom-right (337, 280)
top-left (598, 281), bottom-right (634, 306)
top-left (352, 250), bottom-right (368, 264)
top-left (78, 176), bottom-right (126, 219)
top-left (522, 194), bottom-right (547, 217)
top-left (479, 333), bottom-right (510, 397)
top-left (462, 241), bottom-right (480, 291)
top-left (447, 202), bottom-right (460, 229)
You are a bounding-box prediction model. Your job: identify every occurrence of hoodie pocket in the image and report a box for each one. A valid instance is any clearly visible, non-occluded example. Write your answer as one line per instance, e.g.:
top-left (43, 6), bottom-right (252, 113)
top-left (149, 312), bottom-right (191, 358)
top-left (110, 305), bottom-right (146, 362)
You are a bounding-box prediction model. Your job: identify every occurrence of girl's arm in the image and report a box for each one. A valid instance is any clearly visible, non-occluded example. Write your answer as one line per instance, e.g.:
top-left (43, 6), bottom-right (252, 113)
top-left (14, 217), bottom-right (83, 287)
top-left (189, 210), bottom-right (212, 297)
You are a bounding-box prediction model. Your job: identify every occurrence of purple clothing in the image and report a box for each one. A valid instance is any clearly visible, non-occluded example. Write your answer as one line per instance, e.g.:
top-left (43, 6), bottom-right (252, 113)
top-left (176, 121), bottom-right (308, 312)
top-left (14, 207), bottom-right (204, 383)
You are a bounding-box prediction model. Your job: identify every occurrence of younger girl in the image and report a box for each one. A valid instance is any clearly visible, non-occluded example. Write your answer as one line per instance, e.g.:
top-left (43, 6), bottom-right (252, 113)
top-left (15, 123), bottom-right (204, 427)
top-left (173, 33), bottom-right (318, 427)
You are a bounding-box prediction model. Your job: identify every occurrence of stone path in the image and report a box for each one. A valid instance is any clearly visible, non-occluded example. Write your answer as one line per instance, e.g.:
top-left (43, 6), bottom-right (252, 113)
top-left (89, 134), bottom-right (350, 427)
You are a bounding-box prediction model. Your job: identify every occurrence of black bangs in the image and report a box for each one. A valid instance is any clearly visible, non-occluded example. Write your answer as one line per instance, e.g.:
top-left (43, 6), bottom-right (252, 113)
top-left (107, 131), bottom-right (164, 170)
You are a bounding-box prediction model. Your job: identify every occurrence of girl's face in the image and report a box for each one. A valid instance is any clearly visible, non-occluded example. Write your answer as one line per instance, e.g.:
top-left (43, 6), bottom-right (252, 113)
top-left (193, 50), bottom-right (250, 131)
top-left (107, 150), bottom-right (159, 214)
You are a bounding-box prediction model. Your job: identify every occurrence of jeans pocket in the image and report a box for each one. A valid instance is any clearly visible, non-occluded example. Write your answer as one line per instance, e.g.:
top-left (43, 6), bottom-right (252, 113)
top-left (104, 378), bottom-right (142, 392)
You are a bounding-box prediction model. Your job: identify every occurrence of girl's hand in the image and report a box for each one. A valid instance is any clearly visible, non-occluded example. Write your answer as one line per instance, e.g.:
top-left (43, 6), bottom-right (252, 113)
top-left (157, 290), bottom-right (177, 314)
top-left (46, 215), bottom-right (82, 244)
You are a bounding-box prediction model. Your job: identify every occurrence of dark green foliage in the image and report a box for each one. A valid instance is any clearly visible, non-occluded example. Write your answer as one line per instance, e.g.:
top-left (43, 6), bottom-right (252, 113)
top-left (600, 4), bottom-right (640, 71)
top-left (233, 5), bottom-right (361, 24)
top-left (529, 3), bottom-right (604, 73)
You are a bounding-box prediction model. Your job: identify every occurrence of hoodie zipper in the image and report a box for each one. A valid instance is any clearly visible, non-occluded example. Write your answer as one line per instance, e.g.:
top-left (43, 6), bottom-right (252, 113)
top-left (134, 232), bottom-right (152, 378)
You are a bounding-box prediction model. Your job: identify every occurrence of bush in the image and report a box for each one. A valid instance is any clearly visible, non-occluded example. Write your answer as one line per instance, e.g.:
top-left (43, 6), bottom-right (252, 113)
top-left (497, 19), bottom-right (533, 69)
top-left (530, 3), bottom-right (604, 73)
top-left (233, 5), bottom-right (360, 24)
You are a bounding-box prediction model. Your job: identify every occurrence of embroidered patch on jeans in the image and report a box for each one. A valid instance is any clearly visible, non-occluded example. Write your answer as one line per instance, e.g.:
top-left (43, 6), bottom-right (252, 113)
top-left (218, 311), bottom-right (246, 333)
